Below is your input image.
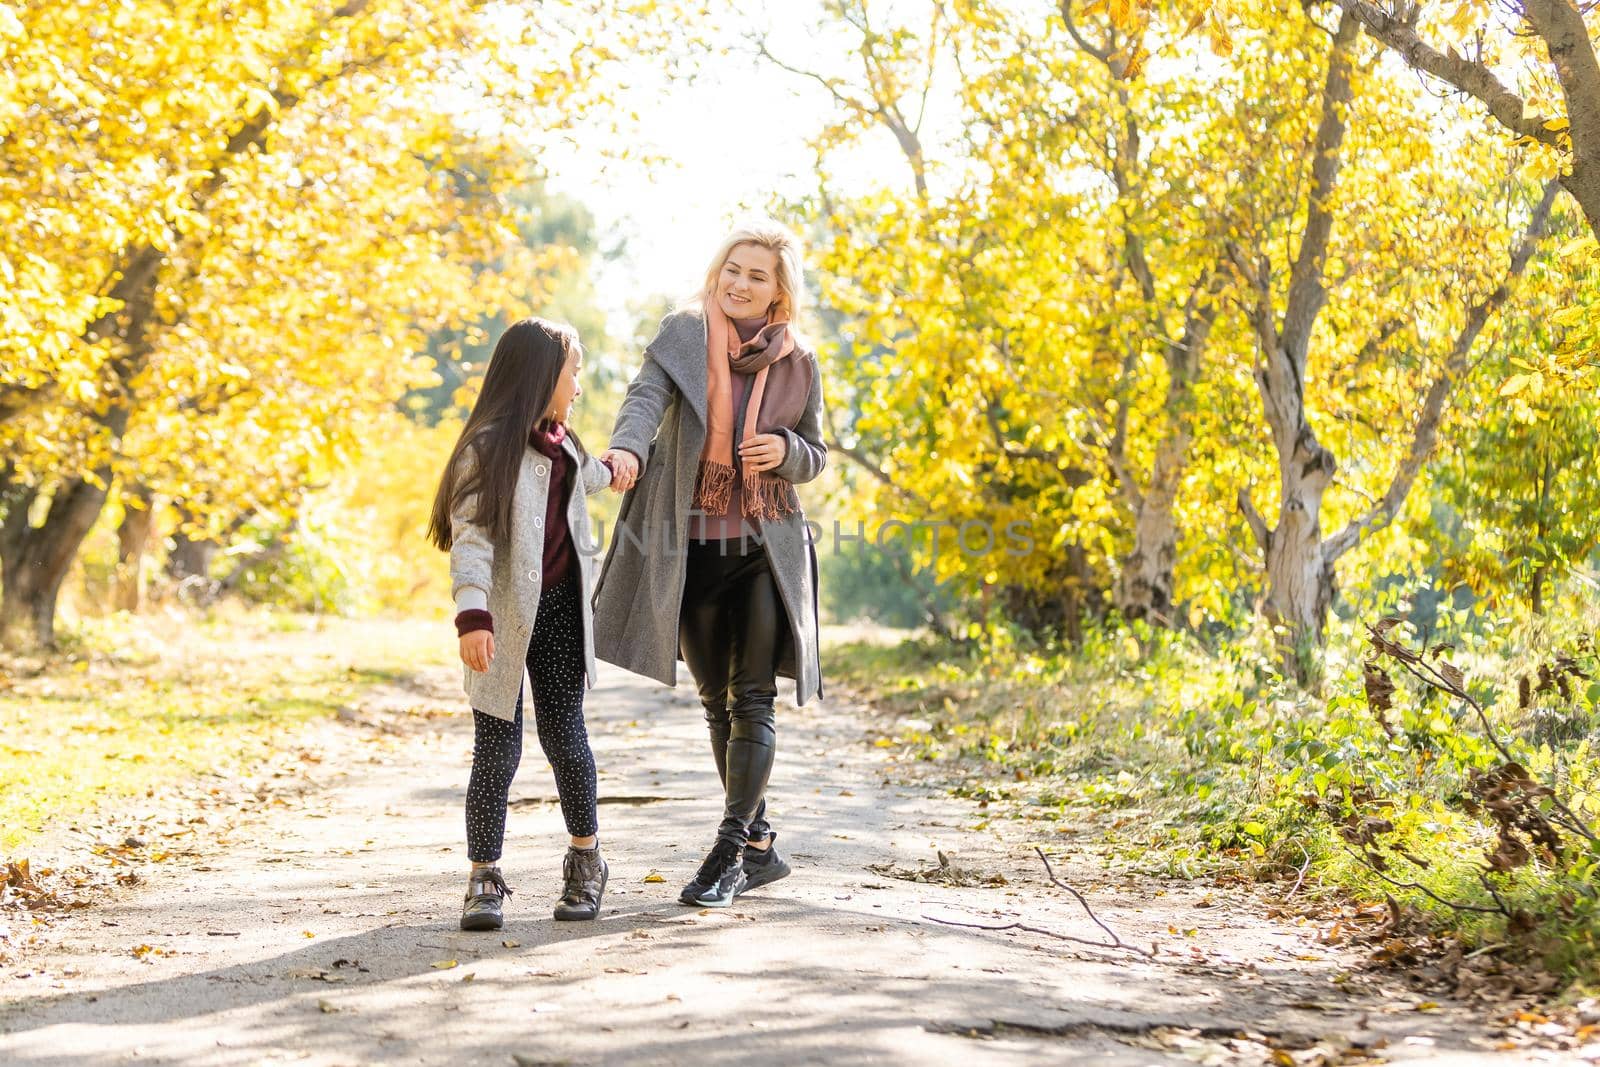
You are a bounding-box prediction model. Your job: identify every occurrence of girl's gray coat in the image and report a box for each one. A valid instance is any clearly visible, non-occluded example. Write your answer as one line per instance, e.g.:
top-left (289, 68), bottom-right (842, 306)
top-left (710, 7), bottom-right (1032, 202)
top-left (450, 434), bottom-right (614, 722)
top-left (592, 309), bottom-right (827, 705)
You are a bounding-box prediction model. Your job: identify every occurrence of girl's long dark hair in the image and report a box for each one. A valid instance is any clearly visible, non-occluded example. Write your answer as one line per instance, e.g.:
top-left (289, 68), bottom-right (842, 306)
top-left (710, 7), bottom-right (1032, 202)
top-left (427, 317), bottom-right (577, 552)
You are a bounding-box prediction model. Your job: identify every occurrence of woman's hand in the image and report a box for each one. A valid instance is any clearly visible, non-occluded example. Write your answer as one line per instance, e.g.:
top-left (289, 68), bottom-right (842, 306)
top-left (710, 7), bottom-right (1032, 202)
top-left (460, 630), bottom-right (494, 672)
top-left (601, 448), bottom-right (639, 491)
top-left (738, 433), bottom-right (788, 474)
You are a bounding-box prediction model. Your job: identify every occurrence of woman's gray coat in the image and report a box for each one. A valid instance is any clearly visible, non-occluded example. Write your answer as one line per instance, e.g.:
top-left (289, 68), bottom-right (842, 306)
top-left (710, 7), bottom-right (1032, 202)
top-left (450, 434), bottom-right (614, 721)
top-left (592, 308), bottom-right (827, 705)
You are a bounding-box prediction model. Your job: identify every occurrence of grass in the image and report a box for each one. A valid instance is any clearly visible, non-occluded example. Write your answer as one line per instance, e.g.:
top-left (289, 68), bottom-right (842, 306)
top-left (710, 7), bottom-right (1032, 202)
top-left (823, 628), bottom-right (1248, 847)
top-left (824, 611), bottom-right (1600, 985)
top-left (0, 604), bottom-right (455, 855)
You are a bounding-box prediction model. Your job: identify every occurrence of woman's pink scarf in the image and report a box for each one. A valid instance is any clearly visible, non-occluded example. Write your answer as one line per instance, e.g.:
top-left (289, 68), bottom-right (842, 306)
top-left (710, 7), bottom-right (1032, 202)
top-left (693, 297), bottom-right (809, 520)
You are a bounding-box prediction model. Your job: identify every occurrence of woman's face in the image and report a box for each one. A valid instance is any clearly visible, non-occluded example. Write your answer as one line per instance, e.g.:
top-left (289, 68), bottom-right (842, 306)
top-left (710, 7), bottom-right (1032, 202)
top-left (545, 344), bottom-right (583, 424)
top-left (715, 243), bottom-right (781, 320)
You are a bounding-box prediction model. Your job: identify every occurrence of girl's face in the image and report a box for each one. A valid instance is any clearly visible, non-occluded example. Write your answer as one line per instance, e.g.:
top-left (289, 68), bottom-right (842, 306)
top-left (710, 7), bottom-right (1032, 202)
top-left (544, 344), bottom-right (583, 425)
top-left (715, 243), bottom-right (781, 321)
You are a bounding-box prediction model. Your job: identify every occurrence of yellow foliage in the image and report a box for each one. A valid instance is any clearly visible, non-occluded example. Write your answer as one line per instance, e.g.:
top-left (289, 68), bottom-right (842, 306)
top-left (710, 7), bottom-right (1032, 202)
top-left (801, 0), bottom-right (1574, 627)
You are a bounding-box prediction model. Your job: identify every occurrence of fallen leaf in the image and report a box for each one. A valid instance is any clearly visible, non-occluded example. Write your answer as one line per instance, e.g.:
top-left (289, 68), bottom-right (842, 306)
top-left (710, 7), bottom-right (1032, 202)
top-left (283, 967), bottom-right (334, 980)
top-left (431, 959), bottom-right (458, 970)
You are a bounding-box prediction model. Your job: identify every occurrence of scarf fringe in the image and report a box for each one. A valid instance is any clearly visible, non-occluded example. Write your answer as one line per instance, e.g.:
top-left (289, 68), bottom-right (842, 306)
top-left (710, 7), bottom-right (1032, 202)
top-left (741, 469), bottom-right (800, 521)
top-left (693, 458), bottom-right (737, 513)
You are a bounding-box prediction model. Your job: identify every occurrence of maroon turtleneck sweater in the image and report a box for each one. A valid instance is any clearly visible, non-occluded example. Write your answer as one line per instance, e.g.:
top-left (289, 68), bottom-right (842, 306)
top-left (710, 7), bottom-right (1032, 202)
top-left (528, 419), bottom-right (578, 588)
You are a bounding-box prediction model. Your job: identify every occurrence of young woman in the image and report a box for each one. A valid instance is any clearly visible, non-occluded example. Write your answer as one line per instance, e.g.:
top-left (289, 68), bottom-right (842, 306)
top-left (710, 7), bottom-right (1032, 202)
top-left (593, 220), bottom-right (828, 907)
top-left (427, 317), bottom-right (616, 930)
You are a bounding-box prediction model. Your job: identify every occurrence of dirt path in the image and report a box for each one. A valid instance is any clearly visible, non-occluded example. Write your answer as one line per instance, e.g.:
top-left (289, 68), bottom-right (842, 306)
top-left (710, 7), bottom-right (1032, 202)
top-left (0, 655), bottom-right (1574, 1066)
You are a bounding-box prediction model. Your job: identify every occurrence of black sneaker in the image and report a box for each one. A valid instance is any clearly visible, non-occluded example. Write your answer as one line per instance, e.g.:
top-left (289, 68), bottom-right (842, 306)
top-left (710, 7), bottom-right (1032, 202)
top-left (553, 845), bottom-right (608, 921)
top-left (678, 839), bottom-right (747, 908)
top-left (460, 866), bottom-right (512, 931)
top-left (741, 831), bottom-right (792, 893)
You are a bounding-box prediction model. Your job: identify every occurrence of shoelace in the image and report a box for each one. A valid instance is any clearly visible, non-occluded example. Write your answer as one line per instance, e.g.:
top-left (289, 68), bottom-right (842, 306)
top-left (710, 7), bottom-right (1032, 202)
top-left (470, 868), bottom-right (513, 899)
top-left (562, 851), bottom-right (603, 904)
top-left (694, 843), bottom-right (742, 884)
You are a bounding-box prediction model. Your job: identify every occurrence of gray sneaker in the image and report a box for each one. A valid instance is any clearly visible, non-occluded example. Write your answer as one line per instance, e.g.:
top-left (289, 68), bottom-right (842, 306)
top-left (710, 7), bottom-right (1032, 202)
top-left (460, 866), bottom-right (512, 931)
top-left (553, 845), bottom-right (607, 921)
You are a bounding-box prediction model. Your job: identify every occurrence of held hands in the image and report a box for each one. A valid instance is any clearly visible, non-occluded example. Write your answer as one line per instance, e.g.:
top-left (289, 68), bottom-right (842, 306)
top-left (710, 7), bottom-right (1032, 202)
top-left (598, 436), bottom-right (785, 489)
top-left (600, 448), bottom-right (639, 492)
top-left (460, 630), bottom-right (494, 673)
top-left (739, 433), bottom-right (788, 474)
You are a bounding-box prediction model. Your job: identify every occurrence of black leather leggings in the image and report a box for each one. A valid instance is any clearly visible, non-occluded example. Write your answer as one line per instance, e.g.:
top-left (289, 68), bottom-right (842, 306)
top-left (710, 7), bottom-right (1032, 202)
top-left (678, 537), bottom-right (786, 847)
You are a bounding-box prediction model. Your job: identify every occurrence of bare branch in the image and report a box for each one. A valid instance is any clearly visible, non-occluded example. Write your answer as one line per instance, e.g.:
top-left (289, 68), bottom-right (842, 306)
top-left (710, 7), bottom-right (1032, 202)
top-left (753, 18), bottom-right (928, 198)
top-left (1325, 179), bottom-right (1560, 563)
top-left (912, 0), bottom-right (942, 133)
top-left (753, 36), bottom-right (880, 123)
top-left (1326, 0), bottom-right (1565, 148)
top-left (1059, 0), bottom-right (1113, 63)
top-left (1284, 10), bottom-right (1360, 360)
top-left (1034, 847), bottom-right (1145, 951)
top-left (1339, 844), bottom-right (1508, 915)
top-left (920, 848), bottom-right (1157, 958)
top-left (1224, 239), bottom-right (1278, 358)
top-left (1239, 489), bottom-right (1271, 553)
top-left (1368, 622), bottom-right (1599, 844)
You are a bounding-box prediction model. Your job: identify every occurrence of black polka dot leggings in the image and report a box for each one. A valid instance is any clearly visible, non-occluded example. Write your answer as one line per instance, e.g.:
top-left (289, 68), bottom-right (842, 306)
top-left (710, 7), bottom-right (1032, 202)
top-left (465, 574), bottom-right (597, 862)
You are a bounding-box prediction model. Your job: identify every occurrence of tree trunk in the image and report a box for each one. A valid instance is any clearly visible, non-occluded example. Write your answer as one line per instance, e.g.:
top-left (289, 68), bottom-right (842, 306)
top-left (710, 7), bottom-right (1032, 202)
top-left (0, 3), bottom-right (381, 640)
top-left (1112, 280), bottom-right (1218, 627)
top-left (0, 468), bottom-right (37, 578)
top-left (1233, 16), bottom-right (1551, 684)
top-left (1062, 543), bottom-right (1091, 646)
top-left (1115, 474), bottom-right (1180, 626)
top-left (1260, 503), bottom-right (1335, 678)
top-left (0, 476), bottom-right (113, 649)
top-left (114, 484), bottom-right (156, 613)
top-left (1233, 11), bottom-right (1360, 682)
top-left (1524, 0), bottom-right (1600, 240)
top-left (167, 530), bottom-right (218, 582)
top-left (1246, 426), bottom-right (1339, 683)
top-left (1532, 450), bottom-right (1552, 617)
top-left (9, 253), bottom-right (156, 644)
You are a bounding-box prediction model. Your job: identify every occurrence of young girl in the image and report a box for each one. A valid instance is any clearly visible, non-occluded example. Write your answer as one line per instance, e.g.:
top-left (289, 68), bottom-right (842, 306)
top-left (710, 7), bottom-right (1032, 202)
top-left (427, 317), bottom-right (616, 930)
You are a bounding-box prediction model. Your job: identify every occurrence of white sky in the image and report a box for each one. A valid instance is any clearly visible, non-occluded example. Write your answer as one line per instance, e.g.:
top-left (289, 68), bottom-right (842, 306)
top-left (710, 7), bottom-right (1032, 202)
top-left (539, 2), bottom-right (941, 336)
top-left (525, 0), bottom-right (1526, 346)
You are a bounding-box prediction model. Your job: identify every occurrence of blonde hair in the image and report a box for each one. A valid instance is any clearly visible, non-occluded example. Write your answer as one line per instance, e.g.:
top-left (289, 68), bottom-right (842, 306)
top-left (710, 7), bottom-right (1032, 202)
top-left (681, 219), bottom-right (806, 321)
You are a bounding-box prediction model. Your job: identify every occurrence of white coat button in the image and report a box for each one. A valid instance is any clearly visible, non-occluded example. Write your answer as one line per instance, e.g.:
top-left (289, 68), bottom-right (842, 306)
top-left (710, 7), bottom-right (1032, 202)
top-left (534, 517), bottom-right (543, 529)
top-left (535, 463), bottom-right (548, 476)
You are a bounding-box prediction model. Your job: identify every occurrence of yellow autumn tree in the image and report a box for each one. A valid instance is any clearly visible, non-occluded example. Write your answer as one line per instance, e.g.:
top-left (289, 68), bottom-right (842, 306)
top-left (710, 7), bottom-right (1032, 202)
top-left (786, 0), bottom-right (1571, 670)
top-left (0, 0), bottom-right (675, 646)
top-left (1120, 0), bottom-right (1600, 368)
